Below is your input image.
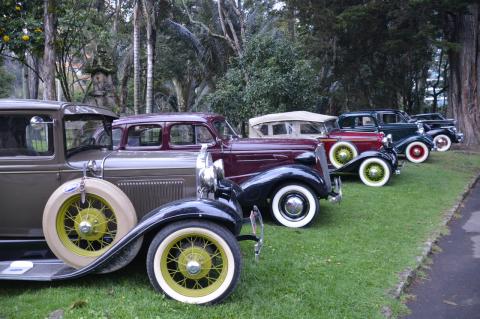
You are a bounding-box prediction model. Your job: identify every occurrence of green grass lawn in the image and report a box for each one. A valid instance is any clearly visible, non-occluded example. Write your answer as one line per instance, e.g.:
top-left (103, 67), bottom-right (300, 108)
top-left (1, 151), bottom-right (480, 319)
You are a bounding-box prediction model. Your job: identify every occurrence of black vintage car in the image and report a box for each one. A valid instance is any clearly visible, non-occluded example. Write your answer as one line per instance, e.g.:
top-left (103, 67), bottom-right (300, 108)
top-left (337, 110), bottom-right (435, 163)
top-left (0, 99), bottom-right (263, 305)
top-left (407, 112), bottom-right (463, 151)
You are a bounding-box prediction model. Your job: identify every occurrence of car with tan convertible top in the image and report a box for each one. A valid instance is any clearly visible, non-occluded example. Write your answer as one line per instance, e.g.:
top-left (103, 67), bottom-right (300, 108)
top-left (0, 99), bottom-right (263, 305)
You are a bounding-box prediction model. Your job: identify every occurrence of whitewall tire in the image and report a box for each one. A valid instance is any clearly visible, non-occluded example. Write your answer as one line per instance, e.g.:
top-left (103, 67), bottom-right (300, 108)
top-left (146, 221), bottom-right (241, 304)
top-left (329, 141), bottom-right (358, 168)
top-left (271, 184), bottom-right (319, 228)
top-left (433, 134), bottom-right (452, 152)
top-left (358, 158), bottom-right (391, 187)
top-left (43, 178), bottom-right (137, 268)
top-left (405, 141), bottom-right (430, 163)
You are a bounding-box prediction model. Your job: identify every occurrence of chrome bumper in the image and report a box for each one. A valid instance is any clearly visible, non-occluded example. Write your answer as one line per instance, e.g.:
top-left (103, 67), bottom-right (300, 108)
top-left (395, 160), bottom-right (405, 175)
top-left (238, 206), bottom-right (264, 261)
top-left (456, 132), bottom-right (464, 143)
top-left (328, 177), bottom-right (342, 204)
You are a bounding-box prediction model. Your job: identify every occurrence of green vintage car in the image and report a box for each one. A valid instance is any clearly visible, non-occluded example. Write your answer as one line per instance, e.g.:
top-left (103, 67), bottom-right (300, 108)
top-left (0, 99), bottom-right (263, 305)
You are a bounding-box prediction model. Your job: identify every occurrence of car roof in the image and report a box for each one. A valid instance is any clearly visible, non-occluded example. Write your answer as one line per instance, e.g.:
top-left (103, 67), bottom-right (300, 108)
top-left (412, 113), bottom-right (441, 117)
top-left (249, 111), bottom-right (337, 127)
top-left (339, 110), bottom-right (378, 117)
top-left (114, 112), bottom-right (224, 125)
top-left (0, 99), bottom-right (117, 117)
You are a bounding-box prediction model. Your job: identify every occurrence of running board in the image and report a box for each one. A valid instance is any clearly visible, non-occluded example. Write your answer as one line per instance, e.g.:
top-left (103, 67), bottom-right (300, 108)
top-left (0, 259), bottom-right (75, 281)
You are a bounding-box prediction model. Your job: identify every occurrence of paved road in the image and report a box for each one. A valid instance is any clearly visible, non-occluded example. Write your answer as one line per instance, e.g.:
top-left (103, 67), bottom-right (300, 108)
top-left (405, 179), bottom-right (480, 319)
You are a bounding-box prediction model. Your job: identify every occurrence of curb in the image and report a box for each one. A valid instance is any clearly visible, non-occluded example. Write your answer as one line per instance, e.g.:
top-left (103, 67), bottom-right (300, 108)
top-left (391, 171), bottom-right (480, 299)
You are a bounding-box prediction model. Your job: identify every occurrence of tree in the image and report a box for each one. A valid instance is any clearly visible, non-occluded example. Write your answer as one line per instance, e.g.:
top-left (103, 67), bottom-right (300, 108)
top-left (445, 3), bottom-right (480, 145)
top-left (133, 0), bottom-right (141, 114)
top-left (42, 0), bottom-right (56, 100)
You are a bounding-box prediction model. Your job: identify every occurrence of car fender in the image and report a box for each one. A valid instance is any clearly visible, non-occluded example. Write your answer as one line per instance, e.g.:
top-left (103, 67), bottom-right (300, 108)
top-left (52, 199), bottom-right (243, 280)
top-left (426, 127), bottom-right (456, 139)
top-left (237, 164), bottom-right (330, 207)
top-left (331, 150), bottom-right (396, 173)
top-left (394, 135), bottom-right (435, 153)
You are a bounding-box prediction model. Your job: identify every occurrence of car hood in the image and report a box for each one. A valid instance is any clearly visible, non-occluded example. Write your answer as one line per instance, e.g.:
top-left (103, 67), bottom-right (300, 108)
top-left (66, 149), bottom-right (197, 172)
top-left (226, 137), bottom-right (318, 152)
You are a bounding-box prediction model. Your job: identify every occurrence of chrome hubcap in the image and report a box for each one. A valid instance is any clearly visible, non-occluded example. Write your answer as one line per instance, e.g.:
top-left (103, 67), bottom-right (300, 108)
top-left (413, 148), bottom-right (421, 156)
top-left (79, 221), bottom-right (93, 235)
top-left (186, 260), bottom-right (202, 275)
top-left (338, 150), bottom-right (349, 161)
top-left (369, 167), bottom-right (379, 178)
top-left (284, 196), bottom-right (304, 216)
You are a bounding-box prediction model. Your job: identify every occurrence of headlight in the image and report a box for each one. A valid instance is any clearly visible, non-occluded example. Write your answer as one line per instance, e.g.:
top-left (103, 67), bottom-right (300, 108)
top-left (196, 145), bottom-right (223, 198)
top-left (416, 123), bottom-right (425, 134)
top-left (382, 134), bottom-right (393, 148)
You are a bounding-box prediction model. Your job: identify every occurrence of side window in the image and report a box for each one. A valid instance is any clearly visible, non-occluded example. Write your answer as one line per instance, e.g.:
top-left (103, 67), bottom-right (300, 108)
top-left (112, 128), bottom-right (122, 148)
top-left (272, 123), bottom-right (287, 135)
top-left (255, 124), bottom-right (269, 136)
top-left (382, 113), bottom-right (398, 124)
top-left (0, 114), bottom-right (54, 157)
top-left (195, 126), bottom-right (214, 144)
top-left (127, 124), bottom-right (162, 147)
top-left (170, 124), bottom-right (195, 145)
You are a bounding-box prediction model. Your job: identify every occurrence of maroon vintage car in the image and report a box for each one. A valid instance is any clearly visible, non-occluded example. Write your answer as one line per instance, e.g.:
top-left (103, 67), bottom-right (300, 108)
top-left (109, 113), bottom-right (342, 228)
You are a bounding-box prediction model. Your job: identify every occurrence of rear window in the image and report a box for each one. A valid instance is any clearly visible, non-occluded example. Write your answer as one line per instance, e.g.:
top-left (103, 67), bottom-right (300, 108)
top-left (0, 114), bottom-right (54, 157)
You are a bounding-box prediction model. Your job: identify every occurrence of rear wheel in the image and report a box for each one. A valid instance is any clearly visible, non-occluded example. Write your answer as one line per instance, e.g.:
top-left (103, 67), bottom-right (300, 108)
top-left (329, 141), bottom-right (358, 168)
top-left (270, 184), bottom-right (319, 228)
top-left (358, 158), bottom-right (391, 187)
top-left (433, 134), bottom-right (452, 152)
top-left (43, 178), bottom-right (137, 268)
top-left (146, 220), bottom-right (241, 305)
top-left (405, 141), bottom-right (429, 163)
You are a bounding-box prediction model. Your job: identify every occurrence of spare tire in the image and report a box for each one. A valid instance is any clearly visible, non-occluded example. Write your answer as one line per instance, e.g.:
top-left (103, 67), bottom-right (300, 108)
top-left (43, 178), bottom-right (137, 268)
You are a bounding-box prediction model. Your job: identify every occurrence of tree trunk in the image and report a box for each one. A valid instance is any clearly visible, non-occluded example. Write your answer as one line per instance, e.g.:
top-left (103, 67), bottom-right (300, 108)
top-left (172, 78), bottom-right (190, 112)
top-left (22, 64), bottom-right (30, 99)
top-left (447, 4), bottom-right (480, 146)
top-left (133, 1), bottom-right (141, 114)
top-left (28, 54), bottom-right (40, 99)
top-left (142, 0), bottom-right (157, 113)
top-left (42, 0), bottom-right (56, 101)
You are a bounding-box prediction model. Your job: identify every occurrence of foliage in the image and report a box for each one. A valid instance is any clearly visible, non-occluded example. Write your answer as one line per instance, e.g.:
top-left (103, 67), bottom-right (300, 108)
top-left (0, 0), bottom-right (44, 61)
top-left (209, 32), bottom-right (318, 125)
top-left (0, 151), bottom-right (479, 318)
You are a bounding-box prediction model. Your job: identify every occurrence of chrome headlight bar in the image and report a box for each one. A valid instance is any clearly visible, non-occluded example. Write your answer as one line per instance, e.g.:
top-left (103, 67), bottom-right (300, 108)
top-left (416, 122), bottom-right (425, 134)
top-left (382, 133), bottom-right (393, 148)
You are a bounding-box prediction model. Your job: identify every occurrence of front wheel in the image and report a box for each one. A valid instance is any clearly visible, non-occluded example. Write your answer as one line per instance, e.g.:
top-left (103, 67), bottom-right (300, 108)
top-left (270, 184), bottom-right (319, 228)
top-left (405, 141), bottom-right (430, 163)
top-left (433, 134), bottom-right (452, 152)
top-left (146, 220), bottom-right (241, 305)
top-left (358, 158), bottom-right (391, 187)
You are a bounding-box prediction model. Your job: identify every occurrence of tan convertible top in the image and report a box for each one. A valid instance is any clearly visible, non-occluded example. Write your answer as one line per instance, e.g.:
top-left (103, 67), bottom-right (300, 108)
top-left (248, 111), bottom-right (337, 127)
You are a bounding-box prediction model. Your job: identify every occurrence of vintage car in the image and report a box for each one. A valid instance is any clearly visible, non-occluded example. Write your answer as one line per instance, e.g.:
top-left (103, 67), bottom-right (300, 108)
top-left (337, 110), bottom-right (435, 163)
top-left (248, 111), bottom-right (400, 187)
top-left (405, 112), bottom-right (463, 152)
top-left (0, 99), bottom-right (264, 305)
top-left (111, 113), bottom-right (342, 228)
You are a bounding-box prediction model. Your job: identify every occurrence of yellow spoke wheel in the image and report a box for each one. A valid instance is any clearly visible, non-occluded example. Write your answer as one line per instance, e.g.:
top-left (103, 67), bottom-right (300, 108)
top-left (147, 221), bottom-right (241, 304)
top-left (56, 194), bottom-right (117, 257)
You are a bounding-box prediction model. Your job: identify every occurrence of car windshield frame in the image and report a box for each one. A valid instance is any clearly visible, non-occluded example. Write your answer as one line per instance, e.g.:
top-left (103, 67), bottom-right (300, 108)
top-left (212, 119), bottom-right (240, 139)
top-left (63, 114), bottom-right (114, 157)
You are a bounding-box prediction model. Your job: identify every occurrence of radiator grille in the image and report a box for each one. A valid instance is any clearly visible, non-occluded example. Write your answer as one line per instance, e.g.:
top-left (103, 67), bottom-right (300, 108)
top-left (117, 179), bottom-right (184, 215)
top-left (315, 144), bottom-right (332, 191)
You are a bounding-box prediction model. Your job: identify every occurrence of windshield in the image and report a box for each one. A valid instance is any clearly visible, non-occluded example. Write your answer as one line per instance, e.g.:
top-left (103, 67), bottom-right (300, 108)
top-left (213, 119), bottom-right (239, 139)
top-left (299, 122), bottom-right (326, 135)
top-left (64, 115), bottom-right (113, 156)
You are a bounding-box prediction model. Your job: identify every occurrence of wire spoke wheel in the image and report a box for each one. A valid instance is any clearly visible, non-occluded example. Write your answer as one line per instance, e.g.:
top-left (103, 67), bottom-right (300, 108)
top-left (56, 194), bottom-right (117, 257)
top-left (147, 221), bottom-right (241, 304)
top-left (329, 141), bottom-right (358, 168)
top-left (358, 158), bottom-right (391, 187)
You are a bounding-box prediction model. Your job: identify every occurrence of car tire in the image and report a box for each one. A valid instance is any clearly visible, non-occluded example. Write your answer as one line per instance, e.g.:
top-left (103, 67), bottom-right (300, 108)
top-left (271, 184), bottom-right (319, 228)
top-left (146, 220), bottom-right (241, 305)
top-left (358, 158), bottom-right (391, 187)
top-left (433, 134), bottom-right (452, 152)
top-left (329, 141), bottom-right (358, 168)
top-left (405, 141), bottom-right (430, 163)
top-left (43, 178), bottom-right (137, 268)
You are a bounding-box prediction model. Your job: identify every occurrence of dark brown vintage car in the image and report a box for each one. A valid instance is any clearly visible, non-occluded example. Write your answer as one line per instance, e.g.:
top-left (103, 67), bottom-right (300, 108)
top-left (0, 99), bottom-right (263, 305)
top-left (111, 113), bottom-right (342, 228)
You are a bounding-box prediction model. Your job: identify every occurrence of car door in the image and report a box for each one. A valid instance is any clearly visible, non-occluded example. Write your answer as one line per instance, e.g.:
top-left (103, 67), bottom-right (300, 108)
top-left (377, 112), bottom-right (416, 141)
top-left (0, 111), bottom-right (61, 237)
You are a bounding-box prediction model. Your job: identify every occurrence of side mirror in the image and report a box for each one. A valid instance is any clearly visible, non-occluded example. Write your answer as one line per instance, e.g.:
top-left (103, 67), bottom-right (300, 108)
top-left (30, 116), bottom-right (54, 130)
